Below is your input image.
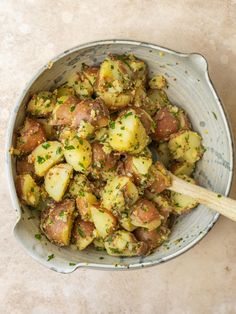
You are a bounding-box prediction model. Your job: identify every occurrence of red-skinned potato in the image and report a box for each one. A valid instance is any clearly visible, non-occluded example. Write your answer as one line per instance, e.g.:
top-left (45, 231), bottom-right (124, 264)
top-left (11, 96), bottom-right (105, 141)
top-left (130, 107), bottom-right (154, 135)
top-left (72, 218), bottom-right (96, 250)
top-left (16, 174), bottom-right (40, 207)
top-left (123, 152), bottom-right (152, 186)
top-left (148, 162), bottom-right (172, 194)
top-left (152, 107), bottom-right (179, 141)
top-left (104, 230), bottom-right (148, 256)
top-left (90, 141), bottom-right (118, 179)
top-left (40, 199), bottom-right (75, 246)
top-left (16, 118), bottom-right (46, 154)
top-left (76, 192), bottom-right (98, 221)
top-left (130, 198), bottom-right (162, 230)
top-left (50, 95), bottom-right (79, 126)
top-left (72, 98), bottom-right (109, 130)
top-left (134, 226), bottom-right (170, 251)
top-left (16, 157), bottom-right (35, 176)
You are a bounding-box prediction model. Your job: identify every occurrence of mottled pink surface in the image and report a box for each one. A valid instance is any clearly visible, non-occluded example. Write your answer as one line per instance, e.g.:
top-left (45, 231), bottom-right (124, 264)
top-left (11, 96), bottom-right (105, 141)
top-left (0, 1), bottom-right (236, 313)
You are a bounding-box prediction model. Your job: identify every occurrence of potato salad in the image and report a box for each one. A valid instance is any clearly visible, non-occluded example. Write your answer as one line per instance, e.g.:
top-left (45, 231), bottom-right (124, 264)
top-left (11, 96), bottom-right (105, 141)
top-left (14, 54), bottom-right (204, 257)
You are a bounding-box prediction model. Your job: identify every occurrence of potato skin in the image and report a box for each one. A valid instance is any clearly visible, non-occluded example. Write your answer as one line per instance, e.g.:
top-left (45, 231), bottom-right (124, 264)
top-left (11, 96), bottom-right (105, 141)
top-left (134, 226), bottom-right (170, 250)
top-left (152, 107), bottom-right (179, 141)
top-left (40, 199), bottom-right (75, 246)
top-left (17, 118), bottom-right (47, 154)
top-left (90, 141), bottom-right (118, 179)
top-left (104, 230), bottom-right (148, 257)
top-left (123, 153), bottom-right (152, 186)
top-left (16, 157), bottom-right (35, 176)
top-left (72, 218), bottom-right (96, 250)
top-left (130, 107), bottom-right (154, 135)
top-left (148, 162), bottom-right (172, 194)
top-left (72, 98), bottom-right (109, 130)
top-left (16, 174), bottom-right (40, 207)
top-left (130, 198), bottom-right (161, 230)
top-left (76, 192), bottom-right (98, 221)
top-left (50, 96), bottom-right (79, 126)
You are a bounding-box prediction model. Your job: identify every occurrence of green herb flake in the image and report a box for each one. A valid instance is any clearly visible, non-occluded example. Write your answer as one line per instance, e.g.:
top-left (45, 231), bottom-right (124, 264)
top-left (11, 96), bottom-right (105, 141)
top-left (109, 121), bottom-right (115, 129)
top-left (69, 262), bottom-right (76, 266)
top-left (64, 145), bottom-right (75, 150)
top-left (35, 233), bottom-right (42, 240)
top-left (124, 111), bottom-right (133, 118)
top-left (217, 194), bottom-right (222, 198)
top-left (77, 226), bottom-right (86, 238)
top-left (42, 143), bottom-right (50, 149)
top-left (37, 156), bottom-right (45, 164)
top-left (70, 105), bottom-right (76, 112)
top-left (79, 139), bottom-right (84, 145)
top-left (212, 112), bottom-right (217, 120)
top-left (47, 254), bottom-right (54, 261)
top-left (56, 146), bottom-right (62, 155)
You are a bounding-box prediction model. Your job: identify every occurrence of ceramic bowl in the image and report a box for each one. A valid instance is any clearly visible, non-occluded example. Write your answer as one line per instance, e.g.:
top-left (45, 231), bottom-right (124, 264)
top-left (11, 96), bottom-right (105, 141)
top-left (6, 40), bottom-right (234, 273)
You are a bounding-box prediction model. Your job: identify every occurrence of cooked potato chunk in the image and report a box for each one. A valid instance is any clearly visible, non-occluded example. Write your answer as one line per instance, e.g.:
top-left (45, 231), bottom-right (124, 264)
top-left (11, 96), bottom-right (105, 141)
top-left (53, 85), bottom-right (75, 98)
top-left (16, 157), bottom-right (35, 176)
top-left (16, 174), bottom-right (40, 207)
top-left (109, 109), bottom-right (149, 154)
top-left (145, 89), bottom-right (170, 116)
top-left (30, 141), bottom-right (64, 177)
top-left (93, 237), bottom-right (105, 250)
top-left (123, 152), bottom-right (152, 186)
top-left (104, 230), bottom-right (148, 257)
top-left (96, 55), bottom-right (134, 110)
top-left (67, 70), bottom-right (93, 97)
top-left (170, 161), bottom-right (195, 176)
top-left (128, 55), bottom-right (147, 82)
top-left (130, 198), bottom-right (162, 230)
top-left (72, 98), bottom-right (109, 130)
top-left (119, 216), bottom-right (137, 232)
top-left (63, 137), bottom-right (92, 172)
top-left (145, 192), bottom-right (173, 224)
top-left (131, 107), bottom-right (155, 135)
top-left (16, 118), bottom-right (47, 154)
top-left (27, 91), bottom-right (56, 117)
top-left (90, 141), bottom-right (118, 179)
top-left (149, 75), bottom-right (167, 90)
top-left (152, 107), bottom-right (180, 141)
top-left (36, 118), bottom-right (57, 140)
top-left (156, 142), bottom-right (171, 168)
top-left (72, 218), bottom-right (96, 250)
top-left (90, 205), bottom-right (117, 238)
top-left (68, 173), bottom-right (91, 198)
top-left (101, 176), bottom-right (139, 214)
top-left (76, 192), bottom-right (98, 221)
top-left (148, 162), bottom-right (172, 194)
top-left (135, 226), bottom-right (170, 251)
top-left (171, 175), bottom-right (198, 214)
top-left (45, 163), bottom-right (73, 202)
top-left (50, 95), bottom-right (79, 126)
top-left (168, 130), bottom-right (204, 163)
top-left (40, 199), bottom-right (75, 246)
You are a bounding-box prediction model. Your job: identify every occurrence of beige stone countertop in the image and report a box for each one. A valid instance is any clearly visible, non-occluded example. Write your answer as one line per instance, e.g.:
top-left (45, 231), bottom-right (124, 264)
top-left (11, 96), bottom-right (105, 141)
top-left (0, 1), bottom-right (236, 313)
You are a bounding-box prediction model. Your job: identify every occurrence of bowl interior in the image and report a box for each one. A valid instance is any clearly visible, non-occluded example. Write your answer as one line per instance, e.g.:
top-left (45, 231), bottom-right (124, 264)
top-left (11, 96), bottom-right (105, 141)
top-left (9, 40), bottom-right (233, 272)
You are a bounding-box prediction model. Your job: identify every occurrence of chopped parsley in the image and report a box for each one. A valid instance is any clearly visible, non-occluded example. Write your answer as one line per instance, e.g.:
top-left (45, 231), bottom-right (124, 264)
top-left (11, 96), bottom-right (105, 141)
top-left (37, 156), bottom-right (45, 164)
top-left (212, 111), bottom-right (217, 120)
top-left (109, 121), bottom-right (115, 129)
top-left (64, 145), bottom-right (75, 150)
top-left (34, 233), bottom-right (42, 240)
top-left (47, 254), bottom-right (54, 261)
top-left (69, 262), bottom-right (76, 266)
top-left (42, 142), bottom-right (50, 149)
top-left (77, 226), bottom-right (85, 238)
top-left (124, 111), bottom-right (133, 118)
top-left (56, 146), bottom-right (62, 155)
top-left (70, 105), bottom-right (76, 112)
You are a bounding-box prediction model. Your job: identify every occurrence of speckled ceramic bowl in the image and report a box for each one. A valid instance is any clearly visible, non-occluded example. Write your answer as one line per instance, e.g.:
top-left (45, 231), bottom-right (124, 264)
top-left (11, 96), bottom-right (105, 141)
top-left (6, 40), bottom-right (234, 273)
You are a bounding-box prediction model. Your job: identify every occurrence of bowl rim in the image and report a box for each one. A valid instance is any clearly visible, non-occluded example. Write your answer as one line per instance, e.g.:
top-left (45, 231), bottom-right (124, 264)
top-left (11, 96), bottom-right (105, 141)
top-left (6, 39), bottom-right (234, 272)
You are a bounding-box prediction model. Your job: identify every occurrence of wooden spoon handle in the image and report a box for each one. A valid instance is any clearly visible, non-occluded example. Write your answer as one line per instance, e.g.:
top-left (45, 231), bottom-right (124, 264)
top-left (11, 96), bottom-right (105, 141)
top-left (169, 174), bottom-right (236, 222)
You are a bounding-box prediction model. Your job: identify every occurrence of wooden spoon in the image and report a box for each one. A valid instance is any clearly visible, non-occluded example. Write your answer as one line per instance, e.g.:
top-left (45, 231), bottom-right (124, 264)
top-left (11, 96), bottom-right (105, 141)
top-left (169, 173), bottom-right (236, 222)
